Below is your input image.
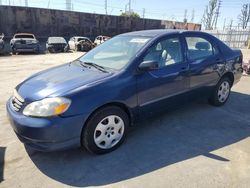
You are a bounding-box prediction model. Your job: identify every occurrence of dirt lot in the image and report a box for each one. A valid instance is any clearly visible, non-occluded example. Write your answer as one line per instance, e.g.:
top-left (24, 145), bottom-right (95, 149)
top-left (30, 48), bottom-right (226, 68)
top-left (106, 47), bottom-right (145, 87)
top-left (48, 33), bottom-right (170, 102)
top-left (0, 51), bottom-right (250, 188)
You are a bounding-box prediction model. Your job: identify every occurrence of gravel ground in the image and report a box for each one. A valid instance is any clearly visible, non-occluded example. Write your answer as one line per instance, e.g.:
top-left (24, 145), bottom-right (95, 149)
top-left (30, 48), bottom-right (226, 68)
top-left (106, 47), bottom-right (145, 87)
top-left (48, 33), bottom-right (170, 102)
top-left (0, 51), bottom-right (250, 188)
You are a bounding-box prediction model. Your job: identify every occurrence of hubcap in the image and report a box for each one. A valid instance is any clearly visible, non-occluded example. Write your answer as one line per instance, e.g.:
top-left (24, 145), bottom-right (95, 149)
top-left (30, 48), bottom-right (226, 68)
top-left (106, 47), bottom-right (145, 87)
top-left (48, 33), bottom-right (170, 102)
top-left (218, 81), bottom-right (230, 103)
top-left (94, 115), bottom-right (124, 149)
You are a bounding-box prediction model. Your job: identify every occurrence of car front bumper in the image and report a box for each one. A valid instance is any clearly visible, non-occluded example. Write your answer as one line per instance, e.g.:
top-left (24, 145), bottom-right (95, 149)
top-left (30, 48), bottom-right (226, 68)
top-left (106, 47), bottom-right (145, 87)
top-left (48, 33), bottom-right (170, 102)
top-left (6, 98), bottom-right (87, 151)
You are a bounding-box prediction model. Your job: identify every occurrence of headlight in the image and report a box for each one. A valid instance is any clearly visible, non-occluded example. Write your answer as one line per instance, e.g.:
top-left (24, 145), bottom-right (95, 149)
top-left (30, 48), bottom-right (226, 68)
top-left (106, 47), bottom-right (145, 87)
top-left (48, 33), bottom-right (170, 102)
top-left (23, 97), bottom-right (71, 117)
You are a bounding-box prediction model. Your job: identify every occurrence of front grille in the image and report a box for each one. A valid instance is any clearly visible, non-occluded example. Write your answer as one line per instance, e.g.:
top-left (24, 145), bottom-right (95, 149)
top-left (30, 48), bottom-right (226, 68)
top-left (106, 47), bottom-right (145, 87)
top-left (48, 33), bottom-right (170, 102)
top-left (11, 90), bottom-right (24, 112)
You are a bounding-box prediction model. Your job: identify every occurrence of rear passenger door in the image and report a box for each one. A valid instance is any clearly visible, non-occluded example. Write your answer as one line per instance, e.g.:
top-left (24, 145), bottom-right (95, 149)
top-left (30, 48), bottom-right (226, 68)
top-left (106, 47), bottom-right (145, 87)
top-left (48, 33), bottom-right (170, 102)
top-left (184, 34), bottom-right (222, 89)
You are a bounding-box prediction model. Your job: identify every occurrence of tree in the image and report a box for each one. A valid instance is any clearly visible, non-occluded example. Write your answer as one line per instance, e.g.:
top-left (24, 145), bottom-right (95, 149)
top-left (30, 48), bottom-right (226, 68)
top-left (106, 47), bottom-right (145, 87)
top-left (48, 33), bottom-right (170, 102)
top-left (238, 4), bottom-right (250, 29)
top-left (201, 0), bottom-right (218, 30)
top-left (120, 11), bottom-right (140, 18)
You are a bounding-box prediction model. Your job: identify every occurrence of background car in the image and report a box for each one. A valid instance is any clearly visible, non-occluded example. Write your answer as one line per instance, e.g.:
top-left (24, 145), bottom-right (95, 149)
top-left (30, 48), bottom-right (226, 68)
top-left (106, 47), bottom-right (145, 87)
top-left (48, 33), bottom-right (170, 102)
top-left (94, 35), bottom-right (110, 45)
top-left (68, 36), bottom-right (94, 51)
top-left (243, 60), bottom-right (250, 75)
top-left (46, 37), bottom-right (69, 53)
top-left (0, 33), bottom-right (4, 54)
top-left (10, 33), bottom-right (40, 54)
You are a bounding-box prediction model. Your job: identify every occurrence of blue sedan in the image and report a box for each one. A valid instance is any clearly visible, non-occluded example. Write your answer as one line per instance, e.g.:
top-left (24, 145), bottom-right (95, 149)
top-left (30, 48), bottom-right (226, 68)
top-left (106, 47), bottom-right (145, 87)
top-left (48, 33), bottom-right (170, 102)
top-left (6, 30), bottom-right (243, 154)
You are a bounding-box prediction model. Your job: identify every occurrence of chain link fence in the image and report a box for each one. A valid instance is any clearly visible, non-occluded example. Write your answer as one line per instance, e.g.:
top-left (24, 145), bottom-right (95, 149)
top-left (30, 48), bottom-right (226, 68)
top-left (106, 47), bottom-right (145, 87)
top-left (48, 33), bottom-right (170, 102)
top-left (205, 27), bottom-right (250, 49)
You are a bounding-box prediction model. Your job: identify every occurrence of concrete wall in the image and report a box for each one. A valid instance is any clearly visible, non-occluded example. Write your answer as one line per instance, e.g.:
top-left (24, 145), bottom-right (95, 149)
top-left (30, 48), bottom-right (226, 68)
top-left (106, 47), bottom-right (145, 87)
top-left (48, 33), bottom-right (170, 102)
top-left (0, 6), bottom-right (201, 40)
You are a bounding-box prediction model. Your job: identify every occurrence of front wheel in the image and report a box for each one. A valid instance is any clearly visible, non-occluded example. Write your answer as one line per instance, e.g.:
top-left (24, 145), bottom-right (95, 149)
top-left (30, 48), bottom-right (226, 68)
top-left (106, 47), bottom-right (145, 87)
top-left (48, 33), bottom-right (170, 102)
top-left (82, 106), bottom-right (129, 154)
top-left (209, 77), bottom-right (231, 106)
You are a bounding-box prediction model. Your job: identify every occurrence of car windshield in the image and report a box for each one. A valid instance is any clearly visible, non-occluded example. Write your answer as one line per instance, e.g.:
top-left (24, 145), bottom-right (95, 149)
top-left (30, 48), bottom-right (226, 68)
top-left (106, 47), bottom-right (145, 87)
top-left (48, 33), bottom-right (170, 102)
top-left (48, 37), bottom-right (66, 44)
top-left (79, 36), bottom-right (151, 70)
top-left (15, 35), bottom-right (34, 39)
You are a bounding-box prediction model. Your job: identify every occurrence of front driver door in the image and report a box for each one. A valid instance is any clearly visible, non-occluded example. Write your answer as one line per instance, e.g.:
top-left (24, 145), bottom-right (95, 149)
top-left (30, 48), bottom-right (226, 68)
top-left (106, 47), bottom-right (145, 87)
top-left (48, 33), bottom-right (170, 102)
top-left (137, 35), bottom-right (190, 116)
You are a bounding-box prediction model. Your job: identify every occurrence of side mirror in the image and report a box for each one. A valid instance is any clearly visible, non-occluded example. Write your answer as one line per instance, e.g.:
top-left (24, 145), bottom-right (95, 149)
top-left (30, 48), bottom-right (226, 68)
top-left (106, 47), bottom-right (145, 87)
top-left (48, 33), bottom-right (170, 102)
top-left (138, 60), bottom-right (159, 71)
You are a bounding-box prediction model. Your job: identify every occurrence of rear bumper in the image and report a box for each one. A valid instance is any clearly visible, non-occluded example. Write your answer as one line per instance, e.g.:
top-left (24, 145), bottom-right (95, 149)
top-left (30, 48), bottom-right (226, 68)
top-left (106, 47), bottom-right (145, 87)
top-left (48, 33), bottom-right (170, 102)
top-left (13, 44), bottom-right (39, 52)
top-left (6, 98), bottom-right (87, 151)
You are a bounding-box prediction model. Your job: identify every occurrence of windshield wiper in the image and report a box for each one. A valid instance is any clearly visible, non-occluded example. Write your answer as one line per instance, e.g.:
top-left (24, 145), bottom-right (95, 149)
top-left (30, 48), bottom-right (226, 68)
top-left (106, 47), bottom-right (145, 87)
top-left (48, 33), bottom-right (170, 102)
top-left (83, 62), bottom-right (109, 73)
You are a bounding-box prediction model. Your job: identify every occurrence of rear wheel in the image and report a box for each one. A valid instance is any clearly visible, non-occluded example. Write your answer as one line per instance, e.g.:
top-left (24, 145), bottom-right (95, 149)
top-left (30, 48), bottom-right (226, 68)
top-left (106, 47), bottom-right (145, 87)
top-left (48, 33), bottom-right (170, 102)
top-left (209, 77), bottom-right (231, 106)
top-left (82, 106), bottom-right (129, 154)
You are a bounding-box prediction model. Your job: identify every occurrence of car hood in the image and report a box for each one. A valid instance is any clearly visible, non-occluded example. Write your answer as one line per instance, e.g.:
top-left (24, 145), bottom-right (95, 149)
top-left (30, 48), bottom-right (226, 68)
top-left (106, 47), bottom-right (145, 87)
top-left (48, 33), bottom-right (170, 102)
top-left (16, 63), bottom-right (112, 101)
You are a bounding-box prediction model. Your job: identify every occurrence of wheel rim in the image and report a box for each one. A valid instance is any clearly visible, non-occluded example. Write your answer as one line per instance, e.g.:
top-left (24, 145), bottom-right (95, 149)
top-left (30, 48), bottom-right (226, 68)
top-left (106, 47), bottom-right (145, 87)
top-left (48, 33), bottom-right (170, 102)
top-left (94, 115), bottom-right (125, 149)
top-left (218, 81), bottom-right (230, 103)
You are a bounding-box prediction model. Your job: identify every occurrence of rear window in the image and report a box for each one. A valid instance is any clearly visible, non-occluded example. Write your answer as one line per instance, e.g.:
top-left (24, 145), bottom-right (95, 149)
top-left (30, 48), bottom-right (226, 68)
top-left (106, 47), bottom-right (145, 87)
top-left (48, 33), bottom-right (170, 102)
top-left (48, 37), bottom-right (66, 43)
top-left (15, 35), bottom-right (35, 39)
top-left (77, 38), bottom-right (86, 42)
top-left (186, 37), bottom-right (214, 60)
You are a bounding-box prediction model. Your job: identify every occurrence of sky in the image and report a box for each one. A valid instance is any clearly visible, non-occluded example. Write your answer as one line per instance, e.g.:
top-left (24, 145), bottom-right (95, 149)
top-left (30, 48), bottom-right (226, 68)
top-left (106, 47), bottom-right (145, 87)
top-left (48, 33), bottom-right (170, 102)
top-left (1, 0), bottom-right (250, 29)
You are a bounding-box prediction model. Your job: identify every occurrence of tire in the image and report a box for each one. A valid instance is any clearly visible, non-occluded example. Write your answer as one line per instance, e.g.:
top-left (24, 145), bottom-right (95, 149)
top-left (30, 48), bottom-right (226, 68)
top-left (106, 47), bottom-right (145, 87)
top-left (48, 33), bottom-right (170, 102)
top-left (12, 47), bottom-right (17, 55)
top-left (209, 77), bottom-right (232, 106)
top-left (76, 45), bottom-right (81, 51)
top-left (82, 106), bottom-right (129, 154)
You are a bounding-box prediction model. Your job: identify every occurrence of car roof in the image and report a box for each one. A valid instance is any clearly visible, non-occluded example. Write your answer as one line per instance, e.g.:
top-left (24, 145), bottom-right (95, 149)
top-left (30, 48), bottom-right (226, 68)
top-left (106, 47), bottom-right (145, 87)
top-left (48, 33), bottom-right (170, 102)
top-left (74, 36), bottom-right (89, 39)
top-left (48, 36), bottom-right (65, 39)
top-left (119, 29), bottom-right (204, 37)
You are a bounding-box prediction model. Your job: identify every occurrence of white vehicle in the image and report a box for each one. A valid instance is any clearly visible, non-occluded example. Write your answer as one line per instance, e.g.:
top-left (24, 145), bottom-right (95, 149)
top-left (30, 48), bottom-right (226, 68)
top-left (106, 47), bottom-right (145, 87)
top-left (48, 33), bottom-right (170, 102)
top-left (68, 36), bottom-right (92, 51)
top-left (94, 35), bottom-right (110, 45)
top-left (10, 33), bottom-right (40, 54)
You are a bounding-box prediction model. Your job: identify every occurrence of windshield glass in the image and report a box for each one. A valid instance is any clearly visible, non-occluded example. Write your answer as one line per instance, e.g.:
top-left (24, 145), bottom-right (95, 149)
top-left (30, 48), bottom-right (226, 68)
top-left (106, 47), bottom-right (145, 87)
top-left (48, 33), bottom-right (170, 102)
top-left (48, 37), bottom-right (66, 44)
top-left (79, 36), bottom-right (151, 70)
top-left (15, 34), bottom-right (34, 39)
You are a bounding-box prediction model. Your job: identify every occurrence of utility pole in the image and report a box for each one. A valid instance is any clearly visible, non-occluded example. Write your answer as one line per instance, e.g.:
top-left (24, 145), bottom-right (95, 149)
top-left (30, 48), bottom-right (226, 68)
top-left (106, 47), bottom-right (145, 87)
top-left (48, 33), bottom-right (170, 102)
top-left (47, 0), bottom-right (50, 8)
top-left (25, 0), bottom-right (28, 7)
top-left (0, 0), bottom-right (2, 5)
top-left (66, 0), bottom-right (71, 11)
top-left (183, 9), bottom-right (188, 23)
top-left (223, 18), bottom-right (226, 30)
top-left (128, 0), bottom-right (131, 14)
top-left (142, 8), bottom-right (145, 19)
top-left (229, 19), bottom-right (233, 30)
top-left (214, 0), bottom-right (222, 29)
top-left (191, 9), bottom-right (195, 23)
top-left (105, 0), bottom-right (107, 15)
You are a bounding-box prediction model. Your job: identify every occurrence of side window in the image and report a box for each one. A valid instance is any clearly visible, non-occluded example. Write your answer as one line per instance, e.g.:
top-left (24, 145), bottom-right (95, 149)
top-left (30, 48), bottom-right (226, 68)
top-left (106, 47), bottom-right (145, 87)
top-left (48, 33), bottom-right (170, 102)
top-left (143, 37), bottom-right (183, 68)
top-left (186, 37), bottom-right (214, 61)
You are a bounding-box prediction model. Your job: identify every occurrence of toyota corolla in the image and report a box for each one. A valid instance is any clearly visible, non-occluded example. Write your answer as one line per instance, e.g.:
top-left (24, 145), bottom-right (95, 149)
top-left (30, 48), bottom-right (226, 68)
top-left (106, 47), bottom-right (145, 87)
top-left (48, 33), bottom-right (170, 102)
top-left (6, 30), bottom-right (243, 154)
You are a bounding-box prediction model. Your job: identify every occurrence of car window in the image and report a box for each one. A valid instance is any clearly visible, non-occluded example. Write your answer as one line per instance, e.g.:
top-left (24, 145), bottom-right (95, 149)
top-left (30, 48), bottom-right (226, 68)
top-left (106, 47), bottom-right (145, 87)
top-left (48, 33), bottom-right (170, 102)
top-left (186, 37), bottom-right (214, 61)
top-left (77, 38), bottom-right (85, 42)
top-left (143, 37), bottom-right (183, 68)
top-left (80, 36), bottom-right (151, 70)
top-left (14, 35), bottom-right (34, 39)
